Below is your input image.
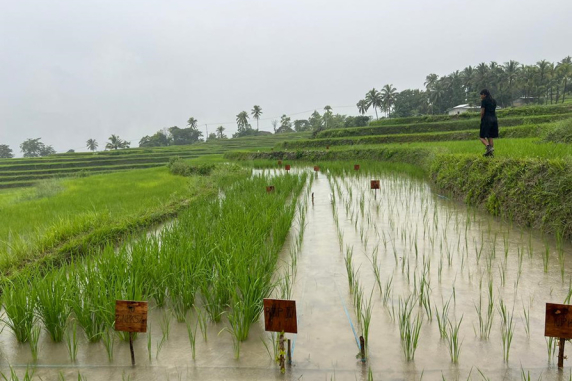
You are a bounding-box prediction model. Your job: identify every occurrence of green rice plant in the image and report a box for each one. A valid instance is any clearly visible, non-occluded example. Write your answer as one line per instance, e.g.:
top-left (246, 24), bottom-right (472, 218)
top-left (382, 276), bottom-right (393, 307)
top-left (1, 277), bottom-right (36, 343)
top-left (542, 241), bottom-right (550, 273)
top-left (344, 246), bottom-right (356, 293)
top-left (35, 269), bottom-right (71, 342)
top-left (436, 299), bottom-right (451, 339)
top-left (361, 289), bottom-right (374, 353)
top-left (446, 316), bottom-right (463, 363)
top-left (29, 325), bottom-right (41, 361)
top-left (498, 299), bottom-right (515, 362)
top-left (186, 319), bottom-right (198, 360)
top-left (474, 282), bottom-right (495, 339)
top-left (546, 337), bottom-right (557, 362)
top-left (102, 327), bottom-right (116, 361)
top-left (65, 320), bottom-right (79, 362)
top-left (398, 296), bottom-right (423, 361)
top-left (522, 302), bottom-right (531, 338)
top-left (147, 326), bottom-right (152, 361)
top-left (160, 310), bottom-right (171, 341)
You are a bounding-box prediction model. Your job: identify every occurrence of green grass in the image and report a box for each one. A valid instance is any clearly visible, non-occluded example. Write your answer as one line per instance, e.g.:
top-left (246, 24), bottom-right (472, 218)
top-left (0, 166), bottom-right (191, 271)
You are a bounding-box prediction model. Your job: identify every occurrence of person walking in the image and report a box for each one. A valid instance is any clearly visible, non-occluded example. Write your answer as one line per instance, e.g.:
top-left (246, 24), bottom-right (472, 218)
top-left (479, 89), bottom-right (498, 157)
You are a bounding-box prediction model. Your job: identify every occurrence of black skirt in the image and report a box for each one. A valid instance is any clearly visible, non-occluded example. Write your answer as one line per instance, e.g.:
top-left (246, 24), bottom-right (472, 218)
top-left (480, 116), bottom-right (499, 139)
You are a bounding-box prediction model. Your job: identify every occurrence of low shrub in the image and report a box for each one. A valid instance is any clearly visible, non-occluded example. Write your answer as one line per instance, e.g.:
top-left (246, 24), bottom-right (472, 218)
top-left (542, 118), bottom-right (572, 143)
top-left (167, 157), bottom-right (216, 176)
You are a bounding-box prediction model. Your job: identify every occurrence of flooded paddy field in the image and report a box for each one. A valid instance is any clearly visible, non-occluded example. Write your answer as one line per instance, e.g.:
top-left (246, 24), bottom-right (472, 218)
top-left (1, 164), bottom-right (571, 380)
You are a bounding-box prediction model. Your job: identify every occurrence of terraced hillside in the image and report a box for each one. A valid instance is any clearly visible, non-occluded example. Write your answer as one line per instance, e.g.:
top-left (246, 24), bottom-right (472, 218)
top-left (0, 132), bottom-right (311, 189)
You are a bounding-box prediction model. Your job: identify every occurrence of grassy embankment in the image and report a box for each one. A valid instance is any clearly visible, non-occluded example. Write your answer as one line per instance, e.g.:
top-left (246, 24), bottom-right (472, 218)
top-left (226, 104), bottom-right (572, 238)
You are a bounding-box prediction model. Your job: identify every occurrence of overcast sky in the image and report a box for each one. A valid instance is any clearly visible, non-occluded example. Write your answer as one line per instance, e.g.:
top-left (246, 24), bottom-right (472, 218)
top-left (1, 0), bottom-right (571, 155)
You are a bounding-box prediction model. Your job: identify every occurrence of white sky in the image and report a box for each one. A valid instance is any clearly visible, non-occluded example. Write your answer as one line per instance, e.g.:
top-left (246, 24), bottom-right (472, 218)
top-left (1, 0), bottom-right (571, 155)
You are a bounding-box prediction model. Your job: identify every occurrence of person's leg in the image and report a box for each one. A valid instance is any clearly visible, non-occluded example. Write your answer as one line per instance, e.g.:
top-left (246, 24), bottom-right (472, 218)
top-left (488, 138), bottom-right (494, 148)
top-left (480, 138), bottom-right (489, 146)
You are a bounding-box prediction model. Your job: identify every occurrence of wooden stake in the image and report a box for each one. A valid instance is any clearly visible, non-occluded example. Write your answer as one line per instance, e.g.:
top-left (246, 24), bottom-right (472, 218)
top-left (279, 333), bottom-right (285, 373)
top-left (311, 192), bottom-right (314, 206)
top-left (287, 338), bottom-right (292, 365)
top-left (129, 332), bottom-right (135, 366)
top-left (559, 338), bottom-right (565, 368)
top-left (359, 335), bottom-right (366, 363)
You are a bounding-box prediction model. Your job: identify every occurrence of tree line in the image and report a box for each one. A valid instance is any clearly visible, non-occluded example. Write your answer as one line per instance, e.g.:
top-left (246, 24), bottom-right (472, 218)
top-left (358, 56), bottom-right (572, 118)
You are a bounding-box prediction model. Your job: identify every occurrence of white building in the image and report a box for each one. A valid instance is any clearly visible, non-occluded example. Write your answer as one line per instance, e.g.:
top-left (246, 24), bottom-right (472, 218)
top-left (446, 104), bottom-right (481, 116)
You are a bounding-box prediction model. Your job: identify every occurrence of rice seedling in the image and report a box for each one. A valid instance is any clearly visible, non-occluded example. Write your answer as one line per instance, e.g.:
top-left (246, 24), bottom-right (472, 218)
top-left (65, 320), bottom-right (79, 362)
top-left (147, 326), bottom-right (153, 361)
top-left (542, 241), bottom-right (550, 273)
top-left (29, 325), bottom-right (41, 361)
top-left (446, 316), bottom-right (463, 363)
top-left (0, 367), bottom-right (35, 381)
top-left (102, 327), bottom-right (116, 361)
top-left (186, 319), bottom-right (198, 360)
top-left (498, 299), bottom-right (515, 362)
top-left (522, 302), bottom-right (531, 338)
top-left (398, 296), bottom-right (423, 361)
top-left (436, 298), bottom-right (451, 339)
top-left (160, 310), bottom-right (172, 341)
top-left (344, 246), bottom-right (356, 293)
top-left (361, 289), bottom-right (374, 353)
top-left (546, 337), bottom-right (557, 362)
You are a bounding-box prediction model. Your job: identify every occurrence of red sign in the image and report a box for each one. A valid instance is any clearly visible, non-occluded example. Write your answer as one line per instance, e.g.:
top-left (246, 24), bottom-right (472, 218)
top-left (115, 301), bottom-right (148, 333)
top-left (266, 185), bottom-right (275, 193)
top-left (370, 180), bottom-right (380, 190)
top-left (546, 303), bottom-right (572, 339)
top-left (354, 164), bottom-right (360, 171)
top-left (263, 299), bottom-right (297, 334)
top-left (285, 165), bottom-right (291, 171)
top-left (314, 166), bottom-right (320, 172)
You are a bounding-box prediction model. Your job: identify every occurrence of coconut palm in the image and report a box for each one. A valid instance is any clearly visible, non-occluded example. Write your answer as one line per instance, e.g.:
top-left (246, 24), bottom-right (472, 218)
top-left (557, 61), bottom-right (572, 103)
top-left (216, 126), bottom-right (226, 139)
top-left (381, 84), bottom-right (397, 117)
top-left (86, 139), bottom-right (98, 152)
top-left (105, 135), bottom-right (130, 150)
top-left (251, 105), bottom-right (262, 131)
top-left (236, 111), bottom-right (250, 132)
top-left (323, 105), bottom-right (333, 128)
top-left (365, 89), bottom-right (382, 120)
top-left (356, 100), bottom-right (368, 115)
top-left (504, 60), bottom-right (520, 102)
top-left (187, 117), bottom-right (198, 129)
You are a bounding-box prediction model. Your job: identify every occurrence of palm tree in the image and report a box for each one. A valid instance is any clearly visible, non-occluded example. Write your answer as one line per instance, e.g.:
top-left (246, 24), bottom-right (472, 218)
top-left (557, 61), bottom-right (572, 103)
top-left (251, 105), bottom-right (262, 131)
top-left (236, 111), bottom-right (250, 132)
top-left (461, 66), bottom-right (475, 102)
top-left (216, 126), bottom-right (226, 139)
top-left (323, 105), bottom-right (333, 129)
top-left (187, 117), bottom-right (198, 129)
top-left (381, 84), bottom-right (397, 117)
top-left (86, 139), bottom-right (98, 152)
top-left (105, 135), bottom-right (130, 150)
top-left (536, 60), bottom-right (550, 100)
top-left (365, 89), bottom-right (382, 120)
top-left (356, 100), bottom-right (368, 115)
top-left (504, 60), bottom-right (520, 103)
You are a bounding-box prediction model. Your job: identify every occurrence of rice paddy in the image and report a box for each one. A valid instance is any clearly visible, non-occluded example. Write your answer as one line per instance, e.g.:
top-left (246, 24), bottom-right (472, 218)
top-left (1, 161), bottom-right (570, 380)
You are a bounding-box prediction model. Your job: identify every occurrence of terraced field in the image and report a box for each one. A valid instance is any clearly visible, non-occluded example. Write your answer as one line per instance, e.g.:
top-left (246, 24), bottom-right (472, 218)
top-left (0, 132), bottom-right (311, 189)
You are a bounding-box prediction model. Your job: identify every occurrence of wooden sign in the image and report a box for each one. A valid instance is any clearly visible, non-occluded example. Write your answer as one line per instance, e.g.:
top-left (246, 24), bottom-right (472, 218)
top-left (263, 299), bottom-right (297, 334)
top-left (278, 160), bottom-right (282, 165)
top-left (545, 303), bottom-right (572, 339)
top-left (354, 164), bottom-right (360, 171)
top-left (285, 164), bottom-right (291, 171)
top-left (313, 166), bottom-right (320, 172)
top-left (266, 185), bottom-right (275, 193)
top-left (115, 300), bottom-right (148, 333)
top-left (370, 180), bottom-right (380, 190)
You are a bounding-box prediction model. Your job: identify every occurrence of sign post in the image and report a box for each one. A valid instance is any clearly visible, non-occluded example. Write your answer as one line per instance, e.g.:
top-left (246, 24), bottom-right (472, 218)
top-left (115, 300), bottom-right (148, 366)
top-left (545, 303), bottom-right (572, 368)
top-left (314, 166), bottom-right (320, 172)
top-left (263, 299), bottom-right (297, 373)
top-left (266, 185), bottom-right (275, 193)
top-left (285, 164), bottom-right (291, 172)
top-left (370, 180), bottom-right (380, 200)
top-left (354, 164), bottom-right (360, 171)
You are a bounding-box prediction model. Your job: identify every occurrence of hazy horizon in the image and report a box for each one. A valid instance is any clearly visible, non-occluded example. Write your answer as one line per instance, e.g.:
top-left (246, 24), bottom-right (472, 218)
top-left (1, 0), bottom-right (571, 156)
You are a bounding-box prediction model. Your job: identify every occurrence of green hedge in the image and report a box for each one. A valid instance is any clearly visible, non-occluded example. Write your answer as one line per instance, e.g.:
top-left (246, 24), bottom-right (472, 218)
top-left (226, 148), bottom-right (572, 238)
top-left (280, 124), bottom-right (547, 149)
top-left (318, 114), bottom-right (572, 139)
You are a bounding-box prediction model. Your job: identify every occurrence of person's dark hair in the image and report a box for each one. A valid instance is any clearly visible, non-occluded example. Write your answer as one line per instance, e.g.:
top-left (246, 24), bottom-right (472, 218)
top-left (480, 89), bottom-right (492, 98)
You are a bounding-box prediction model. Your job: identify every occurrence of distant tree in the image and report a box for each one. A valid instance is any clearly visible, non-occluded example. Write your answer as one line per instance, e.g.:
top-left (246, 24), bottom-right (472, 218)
top-left (344, 116), bottom-right (370, 128)
top-left (105, 134), bottom-right (130, 150)
top-left (20, 138), bottom-right (55, 157)
top-left (86, 139), bottom-right (98, 152)
top-left (139, 131), bottom-right (172, 147)
top-left (308, 111), bottom-right (322, 131)
top-left (276, 115), bottom-right (294, 133)
top-left (381, 84), bottom-right (398, 117)
top-left (323, 105), bottom-right (333, 129)
top-left (393, 89), bottom-right (428, 117)
top-left (365, 89), bottom-right (382, 120)
top-left (207, 132), bottom-right (217, 141)
top-left (557, 61), bottom-right (572, 103)
top-left (293, 119), bottom-right (311, 132)
top-left (0, 144), bottom-right (14, 158)
top-left (251, 105), bottom-right (262, 131)
top-left (216, 126), bottom-right (227, 139)
top-left (236, 111), bottom-right (250, 132)
top-left (67, 149), bottom-right (75, 153)
top-left (168, 126), bottom-right (202, 145)
top-left (356, 100), bottom-right (368, 115)
top-left (187, 117), bottom-right (198, 129)
top-left (271, 120), bottom-right (278, 133)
